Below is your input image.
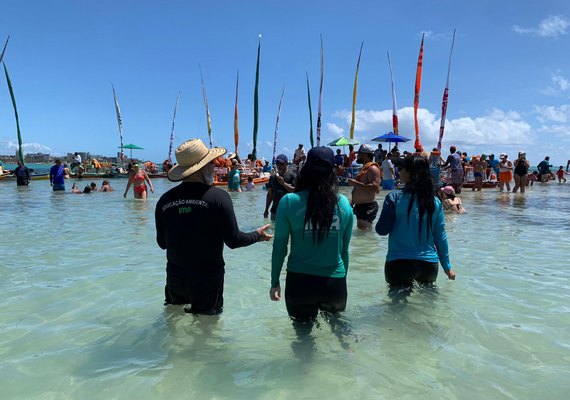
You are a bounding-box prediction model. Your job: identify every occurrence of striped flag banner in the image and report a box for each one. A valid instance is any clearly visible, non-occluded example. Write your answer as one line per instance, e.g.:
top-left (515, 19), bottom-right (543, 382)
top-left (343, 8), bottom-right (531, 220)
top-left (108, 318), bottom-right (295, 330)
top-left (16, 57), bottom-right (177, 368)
top-left (272, 86), bottom-right (285, 163)
top-left (112, 84), bottom-right (124, 161)
top-left (199, 65), bottom-right (213, 148)
top-left (168, 92), bottom-right (180, 163)
top-left (437, 29), bottom-right (456, 150)
top-left (349, 42), bottom-right (363, 140)
top-left (387, 51), bottom-right (399, 135)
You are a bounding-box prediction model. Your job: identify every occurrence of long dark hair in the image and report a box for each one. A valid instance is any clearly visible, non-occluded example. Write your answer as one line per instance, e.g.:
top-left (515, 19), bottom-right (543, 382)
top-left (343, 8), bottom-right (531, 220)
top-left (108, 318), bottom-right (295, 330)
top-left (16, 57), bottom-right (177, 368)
top-left (295, 166), bottom-right (338, 244)
top-left (401, 155), bottom-right (436, 240)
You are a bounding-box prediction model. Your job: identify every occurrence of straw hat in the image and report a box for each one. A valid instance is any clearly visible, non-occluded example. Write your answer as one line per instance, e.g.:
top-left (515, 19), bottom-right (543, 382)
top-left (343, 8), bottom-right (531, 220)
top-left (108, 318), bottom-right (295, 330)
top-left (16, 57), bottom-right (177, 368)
top-left (168, 139), bottom-right (227, 182)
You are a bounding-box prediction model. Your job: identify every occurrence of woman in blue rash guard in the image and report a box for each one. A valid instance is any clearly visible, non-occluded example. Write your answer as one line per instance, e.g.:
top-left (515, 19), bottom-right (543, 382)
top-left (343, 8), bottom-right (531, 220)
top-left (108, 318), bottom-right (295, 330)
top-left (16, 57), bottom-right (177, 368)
top-left (270, 146), bottom-right (354, 321)
top-left (376, 155), bottom-right (456, 287)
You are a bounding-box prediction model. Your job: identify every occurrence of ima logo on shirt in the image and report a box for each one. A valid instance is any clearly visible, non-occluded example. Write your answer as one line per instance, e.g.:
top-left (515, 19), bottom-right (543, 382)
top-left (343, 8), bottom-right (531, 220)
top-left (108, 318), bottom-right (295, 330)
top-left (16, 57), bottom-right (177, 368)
top-left (304, 215), bottom-right (340, 231)
top-left (178, 206), bottom-right (192, 214)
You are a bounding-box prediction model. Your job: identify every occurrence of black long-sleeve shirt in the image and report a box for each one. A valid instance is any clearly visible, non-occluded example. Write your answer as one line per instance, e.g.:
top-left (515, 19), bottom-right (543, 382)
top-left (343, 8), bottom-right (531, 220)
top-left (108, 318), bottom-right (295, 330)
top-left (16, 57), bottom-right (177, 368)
top-left (155, 182), bottom-right (261, 277)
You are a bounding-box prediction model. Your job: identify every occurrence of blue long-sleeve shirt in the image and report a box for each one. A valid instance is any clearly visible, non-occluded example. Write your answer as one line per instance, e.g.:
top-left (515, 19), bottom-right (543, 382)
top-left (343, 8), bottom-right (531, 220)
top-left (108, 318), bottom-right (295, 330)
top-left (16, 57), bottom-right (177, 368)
top-left (49, 164), bottom-right (65, 185)
top-left (375, 191), bottom-right (452, 272)
top-left (271, 191), bottom-right (354, 288)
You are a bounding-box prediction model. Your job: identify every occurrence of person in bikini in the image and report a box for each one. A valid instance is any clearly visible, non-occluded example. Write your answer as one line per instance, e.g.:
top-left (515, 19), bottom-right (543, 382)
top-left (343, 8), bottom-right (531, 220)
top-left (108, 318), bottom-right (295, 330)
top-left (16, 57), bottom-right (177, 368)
top-left (347, 144), bottom-right (381, 231)
top-left (124, 163), bottom-right (154, 199)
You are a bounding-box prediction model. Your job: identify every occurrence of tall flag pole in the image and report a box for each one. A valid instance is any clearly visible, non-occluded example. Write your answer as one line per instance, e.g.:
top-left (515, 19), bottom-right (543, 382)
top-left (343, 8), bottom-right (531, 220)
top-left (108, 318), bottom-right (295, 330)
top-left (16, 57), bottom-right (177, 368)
top-left (199, 64), bottom-right (213, 148)
top-left (112, 84), bottom-right (124, 162)
top-left (413, 33), bottom-right (425, 152)
top-left (316, 35), bottom-right (324, 146)
top-left (437, 29), bottom-right (456, 150)
top-left (252, 35), bottom-right (261, 160)
top-left (272, 85), bottom-right (285, 163)
top-left (349, 42), bottom-right (363, 140)
top-left (387, 51), bottom-right (399, 135)
top-left (306, 73), bottom-right (314, 148)
top-left (0, 35), bottom-right (10, 65)
top-left (167, 92), bottom-right (180, 163)
top-left (3, 62), bottom-right (24, 163)
top-left (234, 70), bottom-right (240, 156)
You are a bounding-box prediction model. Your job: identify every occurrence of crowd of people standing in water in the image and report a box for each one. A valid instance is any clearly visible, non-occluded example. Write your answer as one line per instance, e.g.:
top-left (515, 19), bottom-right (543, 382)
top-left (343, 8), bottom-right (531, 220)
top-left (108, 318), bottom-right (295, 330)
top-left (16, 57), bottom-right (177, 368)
top-left (154, 138), bottom-right (456, 321)
top-left (3, 140), bottom-right (567, 330)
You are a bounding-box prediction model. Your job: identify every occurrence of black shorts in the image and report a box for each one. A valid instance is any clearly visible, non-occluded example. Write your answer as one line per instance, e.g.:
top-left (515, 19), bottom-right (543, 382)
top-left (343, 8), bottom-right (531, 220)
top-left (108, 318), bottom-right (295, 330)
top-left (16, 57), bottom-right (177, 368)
top-left (285, 271), bottom-right (347, 321)
top-left (353, 202), bottom-right (379, 223)
top-left (384, 259), bottom-right (439, 286)
top-left (164, 271), bottom-right (224, 315)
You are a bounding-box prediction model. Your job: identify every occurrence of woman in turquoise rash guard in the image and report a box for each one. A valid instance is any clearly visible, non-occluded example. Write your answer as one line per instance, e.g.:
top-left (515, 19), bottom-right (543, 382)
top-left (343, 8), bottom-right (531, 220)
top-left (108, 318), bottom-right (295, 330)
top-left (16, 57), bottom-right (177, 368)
top-left (376, 155), bottom-right (456, 288)
top-left (270, 146), bottom-right (354, 321)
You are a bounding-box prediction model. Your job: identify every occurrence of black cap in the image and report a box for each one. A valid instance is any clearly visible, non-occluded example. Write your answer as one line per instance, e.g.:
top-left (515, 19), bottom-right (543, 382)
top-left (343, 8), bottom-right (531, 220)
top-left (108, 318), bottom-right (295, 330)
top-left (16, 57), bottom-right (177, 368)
top-left (304, 146), bottom-right (335, 172)
top-left (275, 154), bottom-right (288, 164)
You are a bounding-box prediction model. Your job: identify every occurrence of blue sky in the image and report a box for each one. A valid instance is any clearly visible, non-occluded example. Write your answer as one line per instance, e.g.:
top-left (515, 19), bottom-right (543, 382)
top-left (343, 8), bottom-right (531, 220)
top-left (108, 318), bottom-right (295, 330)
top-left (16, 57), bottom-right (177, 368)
top-left (1, 0), bottom-right (570, 166)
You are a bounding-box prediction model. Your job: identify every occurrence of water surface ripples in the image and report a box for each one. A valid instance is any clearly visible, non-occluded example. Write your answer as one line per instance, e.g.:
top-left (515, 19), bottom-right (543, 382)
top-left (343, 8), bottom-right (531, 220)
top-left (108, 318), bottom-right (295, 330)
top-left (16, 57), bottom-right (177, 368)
top-left (1, 179), bottom-right (569, 399)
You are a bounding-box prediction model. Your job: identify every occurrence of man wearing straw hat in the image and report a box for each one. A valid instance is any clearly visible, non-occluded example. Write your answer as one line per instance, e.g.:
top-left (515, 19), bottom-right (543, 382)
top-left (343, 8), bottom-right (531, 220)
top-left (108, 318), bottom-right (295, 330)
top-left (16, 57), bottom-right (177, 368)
top-left (155, 139), bottom-right (272, 315)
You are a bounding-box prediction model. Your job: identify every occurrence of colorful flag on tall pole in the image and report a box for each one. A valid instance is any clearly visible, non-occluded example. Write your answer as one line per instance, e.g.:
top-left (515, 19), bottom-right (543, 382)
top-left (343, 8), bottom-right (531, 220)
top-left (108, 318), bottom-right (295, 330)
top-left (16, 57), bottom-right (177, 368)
top-left (349, 42), bottom-right (363, 140)
top-left (111, 84), bottom-right (124, 161)
top-left (199, 64), bottom-right (213, 148)
top-left (306, 73), bottom-right (314, 148)
top-left (252, 35), bottom-right (261, 161)
top-left (413, 33), bottom-right (425, 152)
top-left (3, 62), bottom-right (23, 163)
top-left (272, 85), bottom-right (285, 163)
top-left (437, 29), bottom-right (456, 151)
top-left (234, 70), bottom-right (240, 156)
top-left (167, 92), bottom-right (180, 163)
top-left (0, 35), bottom-right (10, 65)
top-left (316, 35), bottom-right (324, 146)
top-left (387, 51), bottom-right (399, 135)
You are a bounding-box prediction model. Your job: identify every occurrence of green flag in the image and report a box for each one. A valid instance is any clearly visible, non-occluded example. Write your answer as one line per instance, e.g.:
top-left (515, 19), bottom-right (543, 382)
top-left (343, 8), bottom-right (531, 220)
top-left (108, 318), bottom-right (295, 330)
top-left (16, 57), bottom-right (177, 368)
top-left (252, 36), bottom-right (261, 160)
top-left (3, 62), bottom-right (24, 163)
top-left (306, 73), bottom-right (314, 148)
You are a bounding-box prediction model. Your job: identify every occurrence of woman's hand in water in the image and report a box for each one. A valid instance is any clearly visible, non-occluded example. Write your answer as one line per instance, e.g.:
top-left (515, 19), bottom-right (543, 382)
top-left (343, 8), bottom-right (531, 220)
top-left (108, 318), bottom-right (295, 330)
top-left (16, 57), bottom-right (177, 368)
top-left (446, 269), bottom-right (456, 280)
top-left (256, 224), bottom-right (273, 241)
top-left (270, 285), bottom-right (281, 301)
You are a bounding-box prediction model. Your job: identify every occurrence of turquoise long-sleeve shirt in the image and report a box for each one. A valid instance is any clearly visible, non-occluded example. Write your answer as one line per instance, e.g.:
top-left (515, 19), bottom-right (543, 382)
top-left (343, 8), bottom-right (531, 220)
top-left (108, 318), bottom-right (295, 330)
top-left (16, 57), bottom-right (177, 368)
top-left (375, 190), bottom-right (452, 272)
top-left (271, 191), bottom-right (354, 288)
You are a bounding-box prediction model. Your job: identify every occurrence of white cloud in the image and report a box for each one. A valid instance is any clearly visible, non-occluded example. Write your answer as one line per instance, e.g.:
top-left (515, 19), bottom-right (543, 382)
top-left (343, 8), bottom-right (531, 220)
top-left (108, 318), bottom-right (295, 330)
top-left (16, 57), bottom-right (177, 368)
top-left (331, 107), bottom-right (533, 149)
top-left (0, 138), bottom-right (54, 154)
top-left (421, 30), bottom-right (449, 41)
top-left (540, 72), bottom-right (570, 95)
top-left (326, 122), bottom-right (344, 135)
top-left (535, 104), bottom-right (570, 123)
top-left (513, 15), bottom-right (569, 37)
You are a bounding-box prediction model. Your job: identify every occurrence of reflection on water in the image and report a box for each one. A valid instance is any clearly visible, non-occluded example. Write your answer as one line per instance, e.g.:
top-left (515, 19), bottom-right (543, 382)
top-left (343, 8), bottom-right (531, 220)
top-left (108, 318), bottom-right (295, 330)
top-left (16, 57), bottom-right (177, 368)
top-left (0, 179), bottom-right (569, 398)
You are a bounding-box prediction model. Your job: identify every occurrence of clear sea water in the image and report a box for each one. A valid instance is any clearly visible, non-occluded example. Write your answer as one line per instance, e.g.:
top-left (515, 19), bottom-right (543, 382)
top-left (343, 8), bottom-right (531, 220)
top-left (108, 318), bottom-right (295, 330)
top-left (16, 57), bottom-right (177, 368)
top-left (1, 177), bottom-right (569, 399)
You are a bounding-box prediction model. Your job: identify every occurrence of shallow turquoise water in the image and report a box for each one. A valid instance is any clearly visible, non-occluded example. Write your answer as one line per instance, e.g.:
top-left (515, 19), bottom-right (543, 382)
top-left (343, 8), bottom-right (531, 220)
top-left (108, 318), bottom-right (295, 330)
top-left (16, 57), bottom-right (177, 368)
top-left (1, 178), bottom-right (569, 399)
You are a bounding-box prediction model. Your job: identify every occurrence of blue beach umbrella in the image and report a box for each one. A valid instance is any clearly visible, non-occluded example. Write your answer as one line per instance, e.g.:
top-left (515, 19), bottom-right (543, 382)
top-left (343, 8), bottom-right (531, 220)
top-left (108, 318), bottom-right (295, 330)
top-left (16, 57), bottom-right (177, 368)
top-left (371, 132), bottom-right (411, 143)
top-left (371, 132), bottom-right (410, 150)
